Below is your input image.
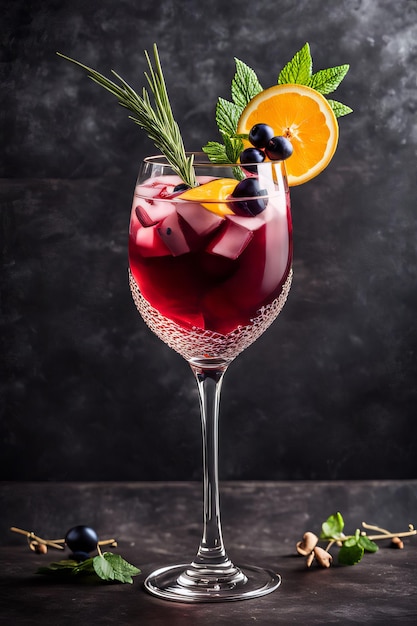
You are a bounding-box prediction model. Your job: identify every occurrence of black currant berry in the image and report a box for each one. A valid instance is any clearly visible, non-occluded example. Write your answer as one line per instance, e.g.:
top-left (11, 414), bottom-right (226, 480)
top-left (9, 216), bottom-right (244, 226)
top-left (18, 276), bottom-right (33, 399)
top-left (231, 177), bottom-right (268, 216)
top-left (239, 148), bottom-right (265, 173)
top-left (248, 123), bottom-right (274, 148)
top-left (265, 136), bottom-right (293, 161)
top-left (65, 525), bottom-right (98, 554)
top-left (173, 183), bottom-right (191, 193)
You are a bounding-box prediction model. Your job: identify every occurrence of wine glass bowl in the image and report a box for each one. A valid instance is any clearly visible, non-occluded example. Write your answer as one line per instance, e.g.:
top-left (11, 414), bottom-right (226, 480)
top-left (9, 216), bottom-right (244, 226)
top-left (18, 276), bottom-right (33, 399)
top-left (128, 153), bottom-right (292, 601)
top-left (129, 154), bottom-right (293, 365)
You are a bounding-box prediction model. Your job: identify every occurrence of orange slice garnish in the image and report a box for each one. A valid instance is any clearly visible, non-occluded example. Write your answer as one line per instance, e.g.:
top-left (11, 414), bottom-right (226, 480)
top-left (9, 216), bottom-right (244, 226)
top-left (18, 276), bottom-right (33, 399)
top-left (237, 83), bottom-right (339, 186)
top-left (178, 178), bottom-right (236, 215)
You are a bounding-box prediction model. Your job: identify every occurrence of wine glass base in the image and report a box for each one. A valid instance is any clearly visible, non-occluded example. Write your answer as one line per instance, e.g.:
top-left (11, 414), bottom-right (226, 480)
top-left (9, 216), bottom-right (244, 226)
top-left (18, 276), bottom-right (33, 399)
top-left (144, 563), bottom-right (281, 603)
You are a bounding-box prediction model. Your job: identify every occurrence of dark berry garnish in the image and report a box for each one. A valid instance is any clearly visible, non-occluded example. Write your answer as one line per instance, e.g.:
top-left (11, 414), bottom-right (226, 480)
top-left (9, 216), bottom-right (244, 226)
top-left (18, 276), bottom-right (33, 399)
top-left (239, 147), bottom-right (265, 173)
top-left (173, 183), bottom-right (191, 193)
top-left (65, 525), bottom-right (98, 554)
top-left (265, 136), bottom-right (293, 161)
top-left (231, 177), bottom-right (268, 216)
top-left (248, 123), bottom-right (274, 148)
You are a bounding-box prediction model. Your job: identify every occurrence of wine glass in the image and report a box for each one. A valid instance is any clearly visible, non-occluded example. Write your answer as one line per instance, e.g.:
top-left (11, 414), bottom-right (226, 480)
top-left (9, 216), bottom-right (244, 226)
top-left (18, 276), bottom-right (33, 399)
top-left (128, 153), bottom-right (293, 602)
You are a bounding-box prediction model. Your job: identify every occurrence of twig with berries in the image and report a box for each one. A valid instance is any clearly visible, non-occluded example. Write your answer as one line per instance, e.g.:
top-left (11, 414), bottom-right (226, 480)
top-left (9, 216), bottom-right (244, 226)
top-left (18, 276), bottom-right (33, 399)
top-left (10, 525), bottom-right (140, 584)
top-left (10, 526), bottom-right (117, 555)
top-left (296, 512), bottom-right (416, 568)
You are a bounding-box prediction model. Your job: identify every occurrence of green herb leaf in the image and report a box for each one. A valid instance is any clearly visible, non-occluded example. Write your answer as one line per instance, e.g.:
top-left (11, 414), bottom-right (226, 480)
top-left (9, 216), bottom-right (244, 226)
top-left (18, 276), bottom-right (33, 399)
top-left (96, 552), bottom-right (141, 584)
top-left (207, 58), bottom-right (262, 168)
top-left (278, 42), bottom-right (312, 85)
top-left (358, 536), bottom-right (379, 553)
top-left (215, 97), bottom-right (242, 135)
top-left (93, 554), bottom-right (116, 581)
top-left (202, 141), bottom-right (231, 163)
top-left (231, 58), bottom-right (263, 108)
top-left (37, 553), bottom-right (140, 584)
top-left (338, 541), bottom-right (364, 565)
top-left (277, 43), bottom-right (352, 118)
top-left (327, 99), bottom-right (354, 118)
top-left (309, 65), bottom-right (350, 94)
top-left (222, 132), bottom-right (244, 163)
top-left (57, 45), bottom-right (196, 187)
top-left (37, 559), bottom-right (81, 575)
top-left (320, 512), bottom-right (345, 539)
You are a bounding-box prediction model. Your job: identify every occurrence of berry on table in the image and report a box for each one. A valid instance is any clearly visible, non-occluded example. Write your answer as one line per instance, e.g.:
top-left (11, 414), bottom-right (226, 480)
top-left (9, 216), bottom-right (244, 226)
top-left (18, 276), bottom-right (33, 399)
top-left (65, 525), bottom-right (99, 554)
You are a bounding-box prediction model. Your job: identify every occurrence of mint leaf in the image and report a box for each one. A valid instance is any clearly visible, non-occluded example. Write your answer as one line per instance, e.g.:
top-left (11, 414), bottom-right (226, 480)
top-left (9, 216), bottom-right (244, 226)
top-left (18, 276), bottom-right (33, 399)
top-left (338, 541), bottom-right (364, 565)
top-left (327, 99), bottom-right (353, 118)
top-left (215, 97), bottom-right (242, 135)
top-left (309, 65), bottom-right (350, 94)
top-left (213, 59), bottom-right (262, 140)
top-left (359, 536), bottom-right (379, 553)
top-left (93, 554), bottom-right (116, 581)
top-left (278, 42), bottom-right (312, 85)
top-left (231, 58), bottom-right (263, 108)
top-left (202, 141), bottom-right (231, 163)
top-left (222, 132), bottom-right (244, 163)
top-left (277, 44), bottom-right (352, 118)
top-left (321, 512), bottom-right (345, 539)
top-left (37, 553), bottom-right (140, 584)
top-left (98, 553), bottom-right (141, 584)
top-left (37, 559), bottom-right (83, 575)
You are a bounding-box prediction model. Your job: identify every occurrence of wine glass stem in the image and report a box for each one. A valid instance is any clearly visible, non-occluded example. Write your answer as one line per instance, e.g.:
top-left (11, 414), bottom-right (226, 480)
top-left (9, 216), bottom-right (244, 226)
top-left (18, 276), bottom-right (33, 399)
top-left (190, 362), bottom-right (230, 568)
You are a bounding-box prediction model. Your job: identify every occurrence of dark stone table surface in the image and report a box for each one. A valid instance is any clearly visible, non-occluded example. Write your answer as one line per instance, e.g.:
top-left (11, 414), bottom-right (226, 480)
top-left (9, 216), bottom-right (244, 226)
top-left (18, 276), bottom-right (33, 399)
top-left (1, 481), bottom-right (416, 624)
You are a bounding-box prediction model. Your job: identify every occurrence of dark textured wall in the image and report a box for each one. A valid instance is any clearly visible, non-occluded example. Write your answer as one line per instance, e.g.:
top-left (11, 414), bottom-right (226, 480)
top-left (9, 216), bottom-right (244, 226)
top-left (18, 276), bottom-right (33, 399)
top-left (1, 0), bottom-right (416, 481)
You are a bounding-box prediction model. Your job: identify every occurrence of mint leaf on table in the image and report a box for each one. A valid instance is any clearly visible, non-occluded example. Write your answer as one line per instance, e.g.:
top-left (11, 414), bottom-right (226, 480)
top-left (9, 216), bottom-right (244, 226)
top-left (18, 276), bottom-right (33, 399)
top-left (37, 552), bottom-right (140, 584)
top-left (37, 559), bottom-right (83, 575)
top-left (358, 535), bottom-right (379, 553)
top-left (338, 539), bottom-right (365, 565)
top-left (320, 511), bottom-right (345, 539)
top-left (278, 42), bottom-right (312, 85)
top-left (95, 553), bottom-right (141, 584)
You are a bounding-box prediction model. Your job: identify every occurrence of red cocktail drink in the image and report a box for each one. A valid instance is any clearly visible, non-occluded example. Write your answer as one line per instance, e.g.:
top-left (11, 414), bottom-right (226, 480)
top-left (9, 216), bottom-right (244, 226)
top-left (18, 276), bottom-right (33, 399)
top-left (129, 170), bottom-right (292, 336)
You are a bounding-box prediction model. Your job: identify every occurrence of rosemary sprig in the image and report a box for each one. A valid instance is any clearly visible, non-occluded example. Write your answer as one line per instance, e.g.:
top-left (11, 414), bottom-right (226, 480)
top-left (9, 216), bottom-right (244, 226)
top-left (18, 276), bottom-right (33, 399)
top-left (57, 44), bottom-right (196, 187)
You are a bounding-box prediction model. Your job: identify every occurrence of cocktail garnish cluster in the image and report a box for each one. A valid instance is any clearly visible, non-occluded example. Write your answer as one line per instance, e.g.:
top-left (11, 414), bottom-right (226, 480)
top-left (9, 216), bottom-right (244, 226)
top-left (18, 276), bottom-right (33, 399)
top-left (57, 43), bottom-right (352, 191)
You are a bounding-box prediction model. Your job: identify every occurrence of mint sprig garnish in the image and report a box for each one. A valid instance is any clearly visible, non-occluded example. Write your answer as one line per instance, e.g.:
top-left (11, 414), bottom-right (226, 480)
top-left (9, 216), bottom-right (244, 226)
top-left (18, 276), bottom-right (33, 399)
top-left (57, 44), bottom-right (196, 188)
top-left (296, 512), bottom-right (416, 568)
top-left (231, 58), bottom-right (263, 109)
top-left (278, 42), bottom-right (352, 117)
top-left (277, 42), bottom-right (312, 85)
top-left (37, 552), bottom-right (141, 584)
top-left (203, 58), bottom-right (263, 164)
top-left (203, 42), bottom-right (352, 165)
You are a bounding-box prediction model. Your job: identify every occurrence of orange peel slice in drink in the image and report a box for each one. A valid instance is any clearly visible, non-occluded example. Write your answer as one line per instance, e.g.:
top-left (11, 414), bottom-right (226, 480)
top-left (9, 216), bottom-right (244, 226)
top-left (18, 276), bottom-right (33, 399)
top-left (177, 178), bottom-right (236, 216)
top-left (237, 83), bottom-right (339, 186)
